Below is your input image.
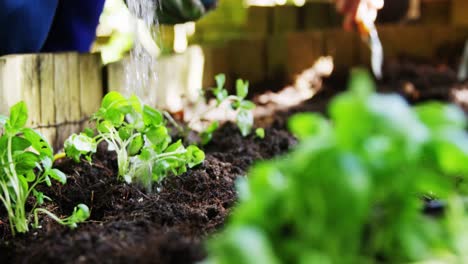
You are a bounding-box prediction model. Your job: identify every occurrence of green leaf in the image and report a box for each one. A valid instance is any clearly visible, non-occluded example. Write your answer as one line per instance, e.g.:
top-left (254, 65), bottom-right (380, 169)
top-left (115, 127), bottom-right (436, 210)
top-left (214, 88), bottom-right (228, 105)
top-left (240, 100), bottom-right (256, 110)
top-left (104, 108), bottom-right (125, 127)
top-left (69, 204), bottom-right (90, 227)
top-left (33, 190), bottom-right (44, 205)
top-left (119, 127), bottom-right (132, 141)
top-left (143, 105), bottom-right (163, 126)
top-left (22, 128), bottom-right (53, 158)
top-left (186, 145), bottom-right (205, 168)
top-left (348, 68), bottom-right (375, 98)
top-left (166, 140), bottom-right (184, 153)
top-left (215, 74), bottom-right (226, 89)
top-left (255, 128), bottom-right (265, 139)
top-left (236, 79), bottom-right (249, 99)
top-left (101, 91), bottom-right (127, 109)
top-left (11, 136), bottom-right (32, 152)
top-left (64, 134), bottom-right (97, 162)
top-left (14, 152), bottom-right (40, 174)
top-left (146, 126), bottom-right (170, 151)
top-left (128, 135), bottom-right (144, 156)
top-left (288, 113), bottom-right (331, 140)
top-left (236, 110), bottom-right (254, 137)
top-left (415, 102), bottom-right (466, 130)
top-left (200, 121), bottom-right (219, 145)
top-left (8, 101), bottom-right (28, 130)
top-left (128, 94), bottom-right (143, 113)
top-left (47, 169), bottom-right (67, 184)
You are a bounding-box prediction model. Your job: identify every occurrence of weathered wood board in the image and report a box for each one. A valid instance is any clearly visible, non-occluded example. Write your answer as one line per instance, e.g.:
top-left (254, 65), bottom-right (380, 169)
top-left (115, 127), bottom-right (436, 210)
top-left (0, 53), bottom-right (103, 149)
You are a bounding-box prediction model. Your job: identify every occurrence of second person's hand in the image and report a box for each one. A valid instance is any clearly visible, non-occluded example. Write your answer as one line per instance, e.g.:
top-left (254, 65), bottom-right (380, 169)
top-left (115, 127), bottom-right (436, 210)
top-left (336, 0), bottom-right (384, 31)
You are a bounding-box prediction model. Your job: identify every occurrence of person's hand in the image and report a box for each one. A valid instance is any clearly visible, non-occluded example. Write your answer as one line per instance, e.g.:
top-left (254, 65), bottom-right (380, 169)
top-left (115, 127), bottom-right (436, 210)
top-left (336, 0), bottom-right (384, 31)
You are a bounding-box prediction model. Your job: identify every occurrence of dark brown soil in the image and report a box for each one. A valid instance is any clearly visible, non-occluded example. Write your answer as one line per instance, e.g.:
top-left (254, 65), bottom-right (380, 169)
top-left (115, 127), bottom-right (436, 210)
top-left (0, 124), bottom-right (296, 264)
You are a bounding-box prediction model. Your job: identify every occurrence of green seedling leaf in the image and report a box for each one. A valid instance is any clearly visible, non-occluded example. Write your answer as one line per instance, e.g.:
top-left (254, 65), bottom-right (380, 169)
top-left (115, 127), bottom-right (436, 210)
top-left (22, 128), bottom-right (53, 157)
top-left (11, 136), bottom-right (32, 152)
top-left (8, 101), bottom-right (28, 130)
top-left (128, 135), bottom-right (144, 156)
top-left (237, 109), bottom-right (254, 137)
top-left (47, 169), bottom-right (67, 184)
top-left (101, 91), bottom-right (127, 110)
top-left (64, 134), bottom-right (97, 162)
top-left (215, 73), bottom-right (226, 89)
top-left (119, 127), bottom-right (132, 141)
top-left (129, 94), bottom-right (143, 113)
top-left (186, 145), bottom-right (205, 168)
top-left (143, 105), bottom-right (163, 126)
top-left (14, 152), bottom-right (40, 175)
top-left (415, 102), bottom-right (467, 130)
top-left (255, 128), bottom-right (265, 139)
top-left (146, 126), bottom-right (170, 151)
top-left (240, 100), bottom-right (256, 110)
top-left (84, 128), bottom-right (95, 137)
top-left (288, 113), bottom-right (331, 140)
top-left (236, 79), bottom-right (249, 99)
top-left (200, 121), bottom-right (219, 145)
top-left (33, 190), bottom-right (45, 205)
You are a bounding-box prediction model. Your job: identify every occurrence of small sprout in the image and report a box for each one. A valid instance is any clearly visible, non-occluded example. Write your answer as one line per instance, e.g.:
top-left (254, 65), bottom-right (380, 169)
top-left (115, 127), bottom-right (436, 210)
top-left (255, 128), bottom-right (265, 139)
top-left (200, 121), bottom-right (219, 145)
top-left (191, 74), bottom-right (259, 145)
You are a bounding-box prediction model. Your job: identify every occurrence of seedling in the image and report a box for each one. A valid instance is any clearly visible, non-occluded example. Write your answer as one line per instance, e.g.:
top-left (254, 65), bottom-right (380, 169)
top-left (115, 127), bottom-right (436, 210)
top-left (65, 92), bottom-right (205, 190)
top-left (191, 74), bottom-right (258, 145)
top-left (206, 69), bottom-right (468, 263)
top-left (0, 102), bottom-right (89, 236)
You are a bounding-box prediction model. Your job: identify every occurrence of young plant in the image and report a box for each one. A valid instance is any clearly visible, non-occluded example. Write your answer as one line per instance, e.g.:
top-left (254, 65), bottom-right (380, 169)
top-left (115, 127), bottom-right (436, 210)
top-left (64, 92), bottom-right (205, 190)
top-left (0, 102), bottom-right (89, 236)
top-left (206, 69), bottom-right (468, 263)
top-left (194, 74), bottom-right (257, 145)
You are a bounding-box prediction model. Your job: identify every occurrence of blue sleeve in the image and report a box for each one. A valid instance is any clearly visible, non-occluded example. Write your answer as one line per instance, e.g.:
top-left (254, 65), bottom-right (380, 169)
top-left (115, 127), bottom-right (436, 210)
top-left (0, 0), bottom-right (58, 56)
top-left (41, 0), bottom-right (106, 53)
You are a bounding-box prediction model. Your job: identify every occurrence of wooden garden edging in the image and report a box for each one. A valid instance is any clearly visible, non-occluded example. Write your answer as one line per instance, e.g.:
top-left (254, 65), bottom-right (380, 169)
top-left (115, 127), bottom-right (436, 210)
top-left (0, 53), bottom-right (103, 149)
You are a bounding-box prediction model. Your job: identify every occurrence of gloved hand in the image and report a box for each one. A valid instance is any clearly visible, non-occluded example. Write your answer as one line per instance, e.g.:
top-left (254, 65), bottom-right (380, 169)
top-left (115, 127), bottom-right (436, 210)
top-left (336, 0), bottom-right (384, 31)
top-left (156, 0), bottom-right (217, 25)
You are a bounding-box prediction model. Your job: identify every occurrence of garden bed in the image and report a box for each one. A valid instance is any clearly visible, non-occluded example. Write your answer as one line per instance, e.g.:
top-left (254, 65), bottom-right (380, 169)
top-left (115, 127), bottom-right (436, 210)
top-left (0, 58), bottom-right (466, 263)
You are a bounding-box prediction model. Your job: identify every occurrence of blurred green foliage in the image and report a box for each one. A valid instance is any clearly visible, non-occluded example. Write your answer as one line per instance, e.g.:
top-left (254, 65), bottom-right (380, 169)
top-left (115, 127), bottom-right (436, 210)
top-left (206, 69), bottom-right (468, 263)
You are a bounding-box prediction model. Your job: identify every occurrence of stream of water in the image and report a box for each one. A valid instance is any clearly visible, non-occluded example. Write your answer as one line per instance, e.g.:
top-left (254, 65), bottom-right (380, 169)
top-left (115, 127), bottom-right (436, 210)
top-left (124, 0), bottom-right (160, 106)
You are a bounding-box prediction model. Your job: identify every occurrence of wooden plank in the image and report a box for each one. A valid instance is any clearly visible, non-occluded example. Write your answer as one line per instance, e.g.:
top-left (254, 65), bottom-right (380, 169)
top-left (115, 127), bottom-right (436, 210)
top-left (286, 31), bottom-right (325, 82)
top-left (107, 59), bottom-right (126, 93)
top-left (67, 53), bottom-right (81, 145)
top-left (54, 53), bottom-right (73, 149)
top-left (301, 2), bottom-right (332, 30)
top-left (79, 53), bottom-right (103, 130)
top-left (228, 37), bottom-right (267, 86)
top-left (324, 29), bottom-right (359, 71)
top-left (452, 0), bottom-right (468, 26)
top-left (267, 34), bottom-right (287, 84)
top-left (245, 6), bottom-right (271, 35)
top-left (0, 56), bottom-right (23, 115)
top-left (202, 45), bottom-right (231, 88)
top-left (38, 54), bottom-right (56, 147)
top-left (272, 5), bottom-right (298, 33)
top-left (420, 0), bottom-right (450, 24)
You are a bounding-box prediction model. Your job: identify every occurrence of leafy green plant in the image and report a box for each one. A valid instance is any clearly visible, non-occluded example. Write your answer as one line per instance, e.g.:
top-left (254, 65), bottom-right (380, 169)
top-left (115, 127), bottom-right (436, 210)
top-left (0, 102), bottom-right (89, 236)
top-left (206, 69), bottom-right (468, 263)
top-left (64, 92), bottom-right (205, 190)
